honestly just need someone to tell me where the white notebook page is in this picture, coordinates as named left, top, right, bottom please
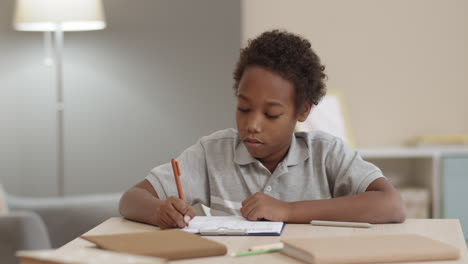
left=182, top=216, right=284, bottom=234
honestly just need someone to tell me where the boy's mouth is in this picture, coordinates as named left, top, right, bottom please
left=244, top=137, right=263, bottom=143
left=244, top=137, right=264, bottom=148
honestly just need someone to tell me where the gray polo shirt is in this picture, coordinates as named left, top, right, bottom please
left=146, top=128, right=383, bottom=216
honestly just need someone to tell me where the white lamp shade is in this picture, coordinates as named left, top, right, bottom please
left=13, top=0, right=106, bottom=31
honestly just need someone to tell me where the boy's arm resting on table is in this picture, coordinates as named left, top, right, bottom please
left=118, top=179, right=195, bottom=229
left=287, top=178, right=406, bottom=224
left=241, top=178, right=406, bottom=224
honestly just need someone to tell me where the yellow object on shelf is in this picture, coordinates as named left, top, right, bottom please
left=408, top=134, right=468, bottom=146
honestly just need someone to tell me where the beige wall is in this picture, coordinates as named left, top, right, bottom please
left=241, top=0, right=468, bottom=147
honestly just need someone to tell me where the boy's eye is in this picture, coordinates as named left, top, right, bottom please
left=238, top=107, right=250, bottom=113
left=265, top=113, right=280, bottom=119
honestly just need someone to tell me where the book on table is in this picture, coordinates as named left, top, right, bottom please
left=280, top=234, right=460, bottom=264
left=16, top=247, right=166, bottom=264
left=81, top=229, right=227, bottom=260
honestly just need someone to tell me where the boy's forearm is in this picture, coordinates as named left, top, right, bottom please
left=119, top=187, right=163, bottom=226
left=287, top=190, right=405, bottom=224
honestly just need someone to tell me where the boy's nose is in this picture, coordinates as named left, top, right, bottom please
left=247, top=116, right=261, bottom=133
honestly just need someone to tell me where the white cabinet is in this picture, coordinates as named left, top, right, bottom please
left=358, top=147, right=468, bottom=219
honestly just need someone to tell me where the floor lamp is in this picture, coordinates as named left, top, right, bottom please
left=13, top=0, right=106, bottom=196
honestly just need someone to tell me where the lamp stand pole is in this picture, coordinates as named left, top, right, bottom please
left=53, top=27, right=65, bottom=196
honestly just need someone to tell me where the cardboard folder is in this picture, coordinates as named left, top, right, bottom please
left=281, top=234, right=460, bottom=264
left=17, top=247, right=166, bottom=264
left=81, top=229, right=227, bottom=260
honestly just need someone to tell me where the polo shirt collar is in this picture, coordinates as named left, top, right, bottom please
left=234, top=139, right=257, bottom=165
left=284, top=134, right=309, bottom=166
left=234, top=133, right=309, bottom=166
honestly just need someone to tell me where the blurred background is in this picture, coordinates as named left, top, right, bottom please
left=1, top=0, right=240, bottom=197
left=0, top=0, right=467, bottom=217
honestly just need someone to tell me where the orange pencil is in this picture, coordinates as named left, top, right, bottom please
left=171, top=158, right=185, bottom=200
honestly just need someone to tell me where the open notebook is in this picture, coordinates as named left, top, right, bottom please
left=182, top=216, right=284, bottom=236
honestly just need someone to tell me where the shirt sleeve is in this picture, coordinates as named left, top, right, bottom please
left=145, top=140, right=210, bottom=206
left=325, top=137, right=384, bottom=197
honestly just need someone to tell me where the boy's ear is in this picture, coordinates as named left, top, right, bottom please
left=297, top=103, right=312, bottom=122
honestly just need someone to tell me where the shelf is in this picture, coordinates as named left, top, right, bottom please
left=357, top=146, right=468, bottom=220
left=358, top=147, right=468, bottom=159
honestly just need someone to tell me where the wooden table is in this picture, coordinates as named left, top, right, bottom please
left=61, top=217, right=467, bottom=263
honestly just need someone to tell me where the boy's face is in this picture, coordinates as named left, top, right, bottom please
left=236, top=66, right=310, bottom=165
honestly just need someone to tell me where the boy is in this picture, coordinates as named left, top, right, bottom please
left=119, top=30, right=405, bottom=229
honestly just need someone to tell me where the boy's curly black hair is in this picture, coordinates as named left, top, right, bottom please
left=233, top=30, right=327, bottom=111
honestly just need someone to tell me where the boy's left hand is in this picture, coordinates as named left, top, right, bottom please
left=240, top=192, right=291, bottom=222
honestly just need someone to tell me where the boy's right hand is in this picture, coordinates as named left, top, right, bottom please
left=154, top=196, right=196, bottom=229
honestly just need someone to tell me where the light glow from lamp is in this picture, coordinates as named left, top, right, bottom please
left=14, top=0, right=106, bottom=32
left=12, top=0, right=106, bottom=196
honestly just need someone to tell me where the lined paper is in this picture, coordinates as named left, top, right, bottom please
left=182, top=216, right=284, bottom=234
